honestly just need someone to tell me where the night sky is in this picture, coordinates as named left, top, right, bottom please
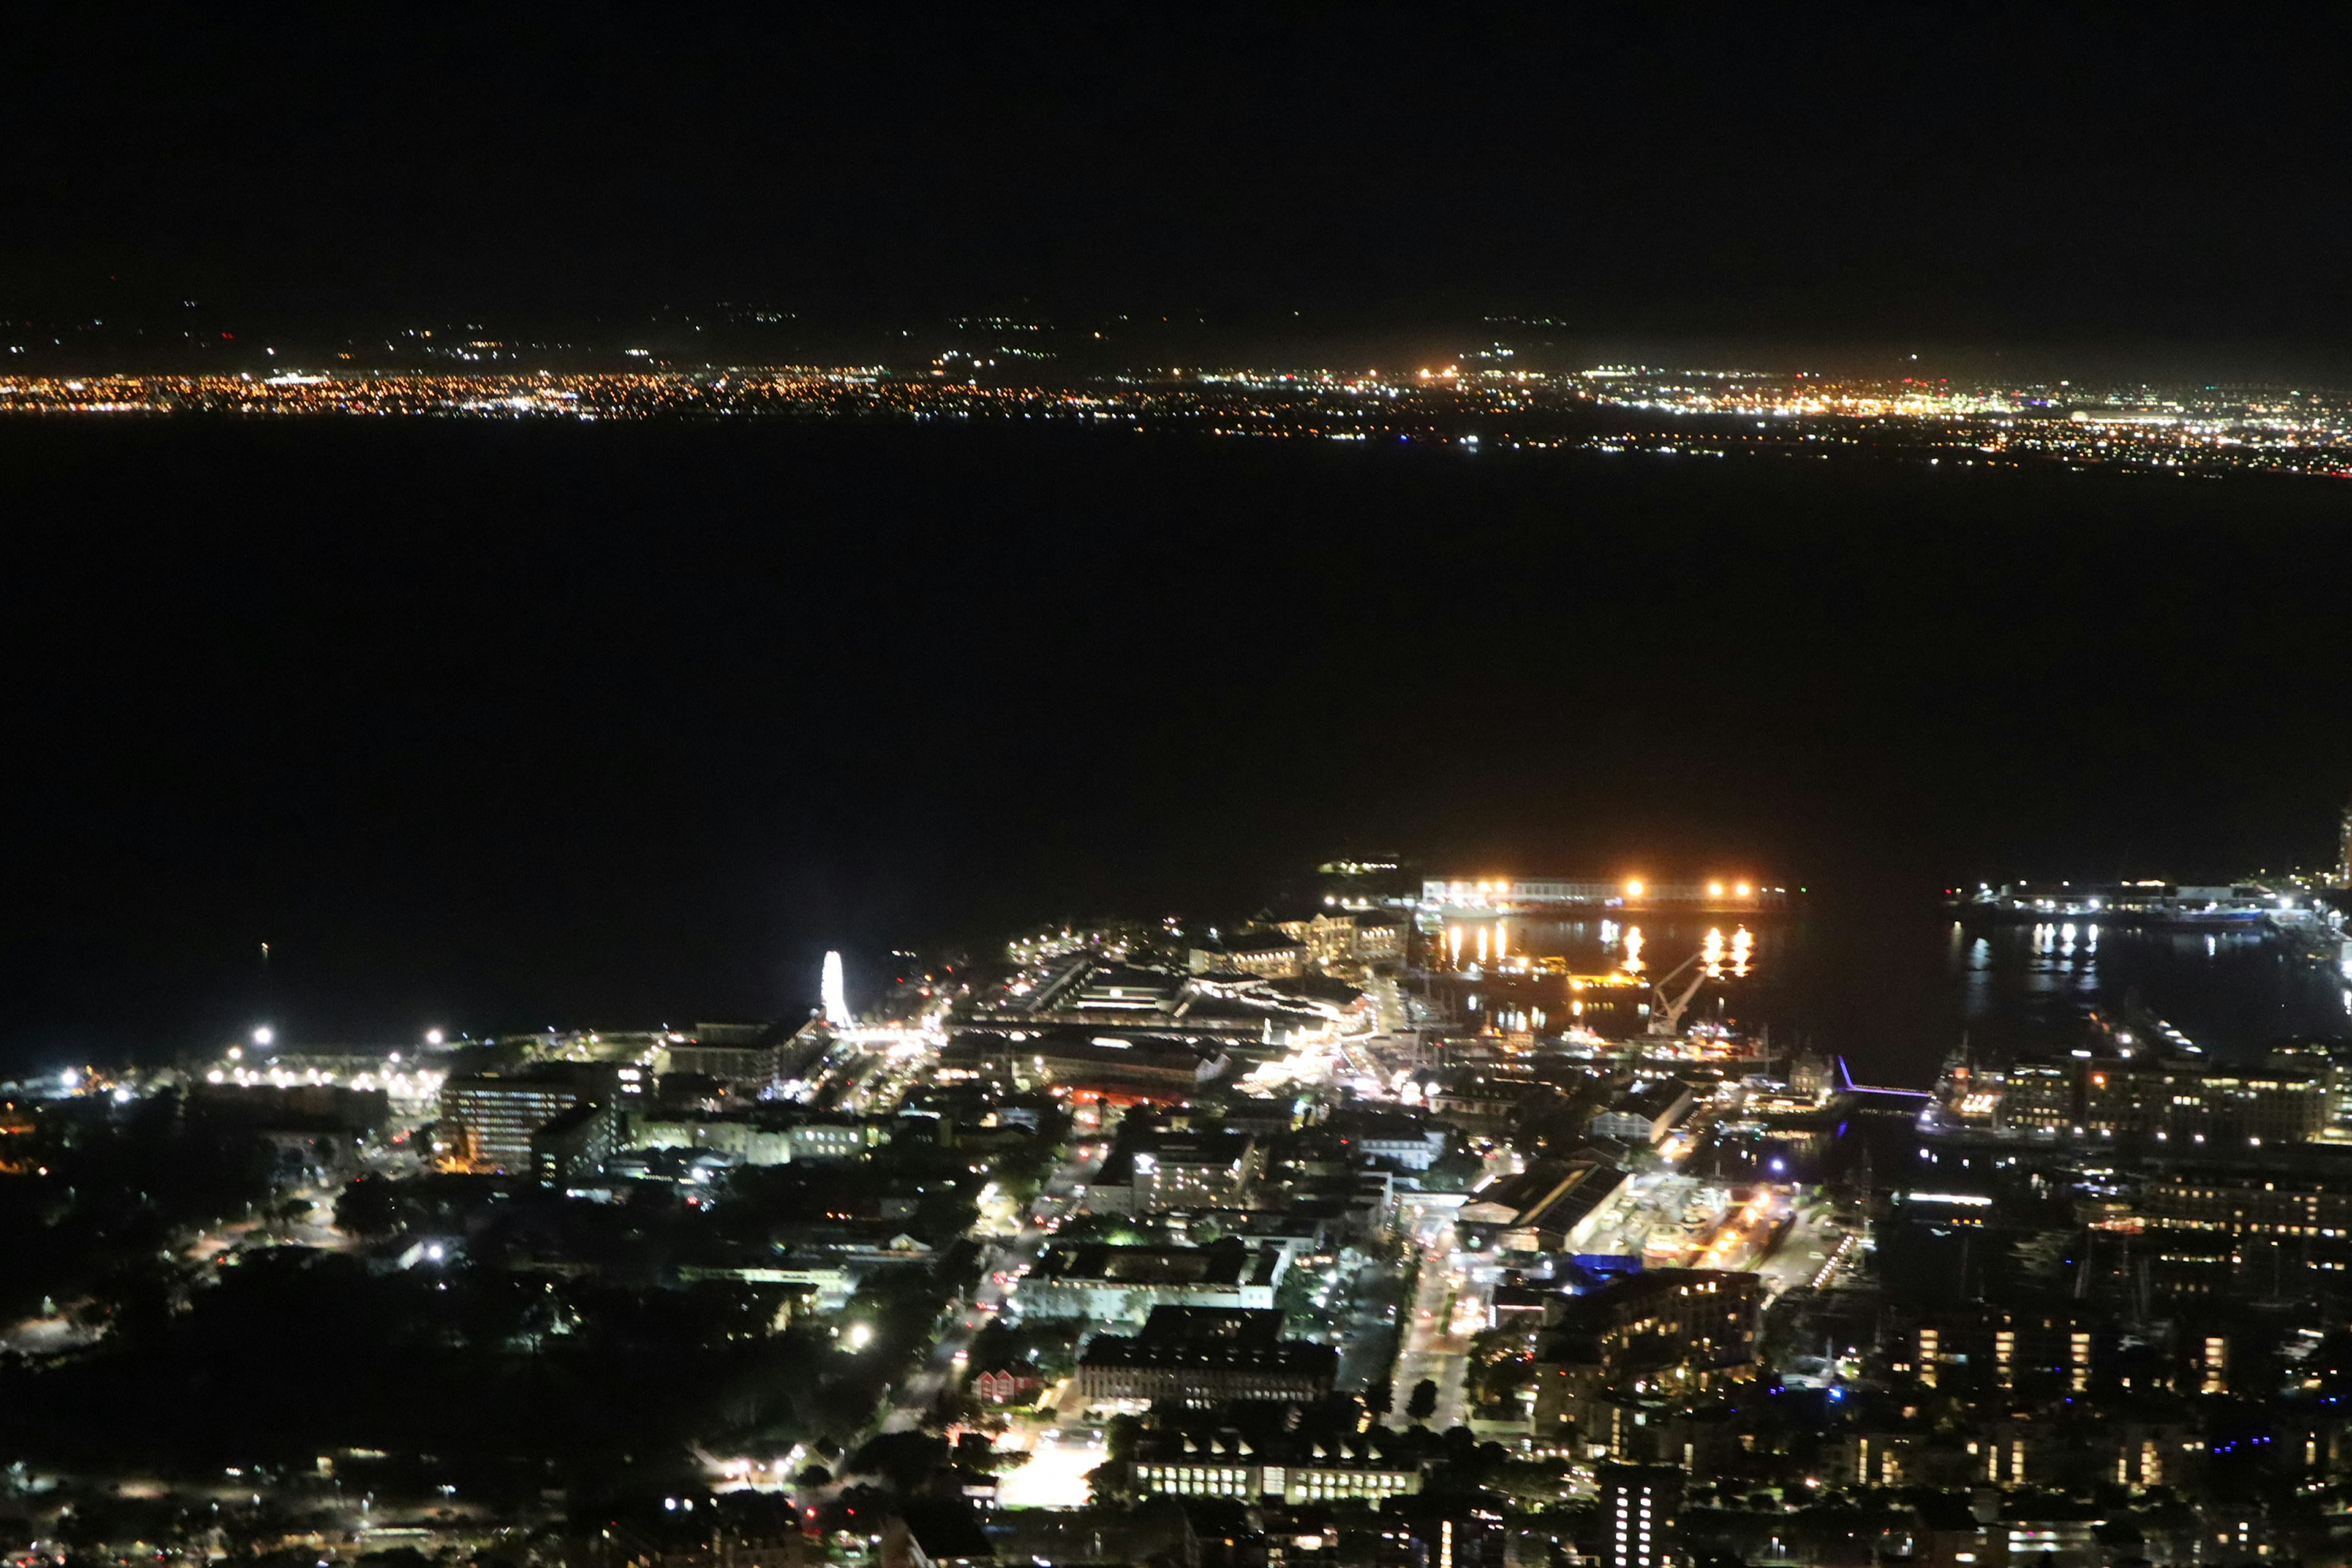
left=6, top=12, right=2352, bottom=1068
left=6, top=10, right=2352, bottom=363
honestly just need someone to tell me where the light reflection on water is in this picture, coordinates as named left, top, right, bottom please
left=1431, top=908, right=2350, bottom=1086
left=1937, top=917, right=2346, bottom=1080
left=1444, top=915, right=1770, bottom=979
left=1948, top=918, right=2326, bottom=1041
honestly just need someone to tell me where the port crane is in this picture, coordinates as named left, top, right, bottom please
left=1644, top=948, right=1714, bottom=1037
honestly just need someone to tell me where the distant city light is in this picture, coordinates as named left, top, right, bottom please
left=2, top=366, right=2346, bottom=481
left=252, top=1025, right=274, bottom=1046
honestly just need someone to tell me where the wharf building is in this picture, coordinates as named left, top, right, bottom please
left=1188, top=908, right=1406, bottom=978
left=1273, top=907, right=1405, bottom=969
left=1065, top=965, right=1187, bottom=1014
left=957, top=956, right=1353, bottom=1076
left=1427, top=1074, right=1548, bottom=1137
left=1460, top=1159, right=1634, bottom=1255
left=1205, top=933, right=1308, bottom=979
left=1019, top=1238, right=1287, bottom=1322
left=1420, top=877, right=1789, bottom=915
left=963, top=959, right=1227, bottom=1033
left=1591, top=1080, right=1699, bottom=1145
left=1127, top=1427, right=1423, bottom=1507
left=938, top=1028, right=1229, bottom=1105
left=1074, top=1306, right=1336, bottom=1407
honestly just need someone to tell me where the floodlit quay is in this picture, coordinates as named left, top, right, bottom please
left=6, top=365, right=2352, bottom=477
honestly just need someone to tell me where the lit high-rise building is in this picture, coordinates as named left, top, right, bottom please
left=1600, top=1466, right=1682, bottom=1568
left=439, top=1061, right=618, bottom=1180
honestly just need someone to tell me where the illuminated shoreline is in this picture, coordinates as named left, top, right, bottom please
left=4, top=364, right=2348, bottom=478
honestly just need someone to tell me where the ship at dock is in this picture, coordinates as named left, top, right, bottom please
left=1951, top=879, right=2293, bottom=929
left=1951, top=878, right=2350, bottom=974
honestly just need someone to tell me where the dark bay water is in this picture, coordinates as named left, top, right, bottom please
left=6, top=417, right=2352, bottom=1071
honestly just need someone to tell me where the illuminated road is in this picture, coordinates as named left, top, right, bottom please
left=1389, top=1205, right=1470, bottom=1430
left=872, top=1142, right=1101, bottom=1438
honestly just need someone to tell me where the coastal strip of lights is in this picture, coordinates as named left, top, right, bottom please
left=3, top=366, right=2346, bottom=478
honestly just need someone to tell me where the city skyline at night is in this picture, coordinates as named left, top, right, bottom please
left=8, top=12, right=2352, bottom=1568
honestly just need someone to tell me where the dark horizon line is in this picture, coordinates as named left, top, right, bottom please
left=12, top=294, right=2352, bottom=386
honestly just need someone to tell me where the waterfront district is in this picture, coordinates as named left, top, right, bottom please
left=9, top=850, right=2352, bottom=1568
